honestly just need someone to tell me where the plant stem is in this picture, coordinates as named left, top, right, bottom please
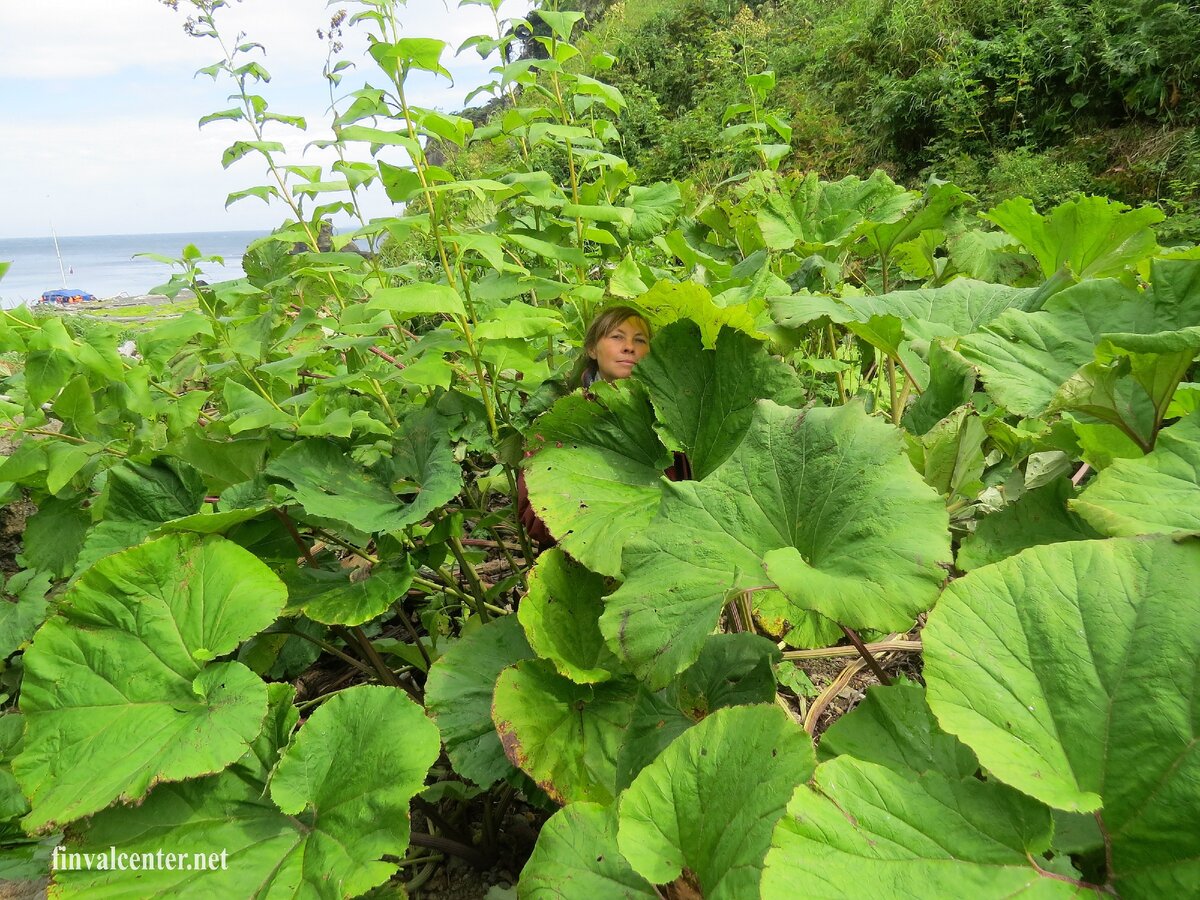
left=459, top=537, right=523, bottom=552
left=278, top=627, right=375, bottom=678
left=447, top=535, right=491, bottom=623
left=393, top=602, right=432, bottom=672
left=782, top=637, right=919, bottom=660
left=1096, top=811, right=1116, bottom=888
left=414, top=571, right=474, bottom=606
left=408, top=832, right=490, bottom=869
left=347, top=625, right=409, bottom=693
left=826, top=323, right=848, bottom=404
left=311, top=528, right=379, bottom=565
left=1024, top=851, right=1110, bottom=893
left=274, top=509, right=317, bottom=567
left=886, top=357, right=900, bottom=425
left=738, top=591, right=757, bottom=634
left=504, top=466, right=537, bottom=564
left=893, top=354, right=925, bottom=397
left=404, top=859, right=441, bottom=893
left=840, top=625, right=892, bottom=686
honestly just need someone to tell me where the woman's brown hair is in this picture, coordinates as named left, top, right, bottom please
left=577, top=305, right=652, bottom=387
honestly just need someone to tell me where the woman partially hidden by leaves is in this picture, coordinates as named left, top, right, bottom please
left=518, top=306, right=691, bottom=547
left=576, top=304, right=652, bottom=387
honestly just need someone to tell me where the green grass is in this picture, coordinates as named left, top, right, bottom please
left=79, top=299, right=197, bottom=319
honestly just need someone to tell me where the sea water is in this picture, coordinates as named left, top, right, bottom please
left=0, top=231, right=263, bottom=308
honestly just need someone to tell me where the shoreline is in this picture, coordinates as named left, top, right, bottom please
left=31, top=290, right=198, bottom=323
left=37, top=289, right=194, bottom=307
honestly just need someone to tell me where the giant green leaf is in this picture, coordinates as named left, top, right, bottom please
left=633, top=321, right=803, bottom=479
left=23, top=349, right=74, bottom=407
left=149, top=504, right=274, bottom=538
left=617, top=704, right=814, bottom=899
left=757, top=170, right=915, bottom=253
left=624, top=181, right=682, bottom=241
left=817, top=681, right=979, bottom=778
left=0, top=713, right=27, bottom=821
left=948, top=228, right=1024, bottom=283
left=855, top=181, right=970, bottom=261
left=519, top=802, right=656, bottom=899
left=475, top=300, right=565, bottom=340
left=392, top=406, right=466, bottom=517
left=518, top=548, right=621, bottom=684
left=958, top=260, right=1200, bottom=417
left=367, top=282, right=465, bottom=319
left=524, top=380, right=672, bottom=577
left=863, top=279, right=1036, bottom=342
left=0, top=570, right=52, bottom=658
left=222, top=379, right=293, bottom=432
left=1070, top=410, right=1200, bottom=536
left=957, top=477, right=1100, bottom=571
left=266, top=431, right=459, bottom=535
left=633, top=281, right=764, bottom=348
left=54, top=684, right=440, bottom=898
left=983, top=194, right=1162, bottom=283
left=761, top=757, right=1072, bottom=899
left=425, top=615, right=533, bottom=787
left=15, top=534, right=286, bottom=831
left=177, top=432, right=268, bottom=490
left=1048, top=330, right=1200, bottom=451
left=903, top=340, right=977, bottom=436
left=616, top=633, right=780, bottom=789
left=493, top=659, right=637, bottom=805
left=278, top=559, right=413, bottom=626
left=602, top=401, right=950, bottom=686
left=269, top=685, right=440, bottom=893
left=925, top=536, right=1200, bottom=896
left=957, top=279, right=1140, bottom=416
left=74, top=459, right=206, bottom=575
left=905, top=406, right=986, bottom=502
left=1058, top=324, right=1200, bottom=448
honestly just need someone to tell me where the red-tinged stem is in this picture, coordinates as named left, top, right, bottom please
left=368, top=345, right=404, bottom=369
left=274, top=508, right=316, bottom=567
left=1096, top=811, right=1116, bottom=889
left=841, top=625, right=892, bottom=686
left=1024, top=851, right=1113, bottom=894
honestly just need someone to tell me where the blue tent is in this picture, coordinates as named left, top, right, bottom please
left=40, top=289, right=96, bottom=304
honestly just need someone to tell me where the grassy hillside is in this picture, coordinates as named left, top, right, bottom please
left=500, top=0, right=1200, bottom=240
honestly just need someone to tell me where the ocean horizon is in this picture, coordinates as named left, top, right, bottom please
left=0, top=230, right=265, bottom=308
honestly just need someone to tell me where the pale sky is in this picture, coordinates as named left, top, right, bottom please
left=0, top=0, right=528, bottom=239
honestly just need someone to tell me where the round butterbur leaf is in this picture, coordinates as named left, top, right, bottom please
left=1071, top=409, right=1200, bottom=537
left=925, top=536, right=1200, bottom=897
left=762, top=758, right=1072, bottom=899
left=519, top=802, right=656, bottom=898
left=518, top=548, right=622, bottom=684
left=425, top=615, right=533, bottom=788
left=493, top=659, right=637, bottom=805
left=617, top=704, right=814, bottom=899
left=53, top=684, right=440, bottom=898
left=15, top=533, right=286, bottom=832
left=524, top=380, right=672, bottom=578
left=602, top=401, right=950, bottom=687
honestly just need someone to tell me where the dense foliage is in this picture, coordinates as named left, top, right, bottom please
left=0, top=0, right=1198, bottom=896
left=515, top=0, right=1200, bottom=239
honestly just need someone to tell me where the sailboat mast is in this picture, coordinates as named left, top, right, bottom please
left=51, top=225, right=67, bottom=288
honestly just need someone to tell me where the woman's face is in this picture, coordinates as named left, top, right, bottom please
left=590, top=316, right=650, bottom=382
